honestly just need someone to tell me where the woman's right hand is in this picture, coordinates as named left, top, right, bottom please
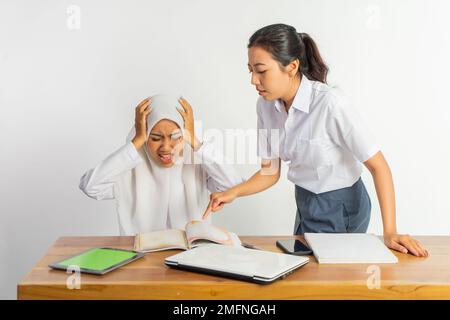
left=132, top=97, right=152, bottom=149
left=202, top=188, right=239, bottom=220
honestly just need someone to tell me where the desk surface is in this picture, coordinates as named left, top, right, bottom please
left=18, top=235, right=450, bottom=300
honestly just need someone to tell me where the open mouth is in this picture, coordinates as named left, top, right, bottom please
left=158, top=152, right=173, bottom=164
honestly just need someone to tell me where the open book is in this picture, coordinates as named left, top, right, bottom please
left=134, top=220, right=242, bottom=253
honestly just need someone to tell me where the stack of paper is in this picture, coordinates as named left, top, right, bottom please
left=304, top=233, right=398, bottom=264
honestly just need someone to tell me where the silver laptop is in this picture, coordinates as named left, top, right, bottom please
left=165, top=244, right=309, bottom=284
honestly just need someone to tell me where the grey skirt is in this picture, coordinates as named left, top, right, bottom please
left=294, top=177, right=371, bottom=235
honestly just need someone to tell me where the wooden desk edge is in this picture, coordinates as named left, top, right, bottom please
left=17, top=235, right=450, bottom=300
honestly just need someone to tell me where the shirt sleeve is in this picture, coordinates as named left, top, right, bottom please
left=79, top=141, right=143, bottom=200
left=326, top=94, right=380, bottom=163
left=257, top=99, right=279, bottom=159
left=194, top=138, right=245, bottom=193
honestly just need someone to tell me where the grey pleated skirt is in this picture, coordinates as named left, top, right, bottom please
left=293, top=177, right=371, bottom=235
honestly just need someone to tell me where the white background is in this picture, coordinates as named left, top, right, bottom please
left=1, top=0, right=449, bottom=299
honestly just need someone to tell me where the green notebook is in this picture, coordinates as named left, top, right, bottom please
left=49, top=247, right=144, bottom=275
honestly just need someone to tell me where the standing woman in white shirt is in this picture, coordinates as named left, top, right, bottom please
left=79, top=94, right=244, bottom=235
left=203, top=24, right=428, bottom=257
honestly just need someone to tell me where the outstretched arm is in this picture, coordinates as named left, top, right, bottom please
left=364, top=151, right=428, bottom=257
left=202, top=158, right=281, bottom=219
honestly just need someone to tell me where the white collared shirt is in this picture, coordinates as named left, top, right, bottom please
left=257, top=75, right=380, bottom=194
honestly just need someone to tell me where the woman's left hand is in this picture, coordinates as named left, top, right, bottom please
left=177, top=97, right=201, bottom=150
left=384, top=233, right=429, bottom=257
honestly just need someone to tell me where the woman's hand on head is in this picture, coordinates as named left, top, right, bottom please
left=384, top=233, right=429, bottom=257
left=132, top=97, right=152, bottom=149
left=202, top=188, right=239, bottom=220
left=177, top=97, right=201, bottom=150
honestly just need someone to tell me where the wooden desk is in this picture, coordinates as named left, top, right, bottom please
left=17, top=235, right=450, bottom=300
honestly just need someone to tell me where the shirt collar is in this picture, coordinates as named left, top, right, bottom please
left=274, top=75, right=312, bottom=114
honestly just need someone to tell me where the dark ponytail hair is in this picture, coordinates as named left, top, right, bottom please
left=248, top=24, right=328, bottom=83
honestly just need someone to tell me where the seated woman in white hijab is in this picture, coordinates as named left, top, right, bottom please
left=79, top=94, right=245, bottom=235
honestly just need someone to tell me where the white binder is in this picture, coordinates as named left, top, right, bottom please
left=304, top=233, right=398, bottom=264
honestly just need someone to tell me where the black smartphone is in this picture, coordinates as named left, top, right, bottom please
left=276, top=239, right=313, bottom=255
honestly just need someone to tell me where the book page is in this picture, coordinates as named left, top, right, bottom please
left=185, top=220, right=242, bottom=248
left=134, top=229, right=189, bottom=253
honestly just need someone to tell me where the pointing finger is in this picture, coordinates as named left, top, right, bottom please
left=203, top=202, right=212, bottom=220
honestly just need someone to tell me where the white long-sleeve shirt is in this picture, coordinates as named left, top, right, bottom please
left=79, top=139, right=245, bottom=234
left=80, top=140, right=244, bottom=200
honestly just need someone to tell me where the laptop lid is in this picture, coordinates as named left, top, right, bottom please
left=165, top=244, right=309, bottom=283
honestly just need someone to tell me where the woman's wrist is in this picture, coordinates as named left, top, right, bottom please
left=192, top=137, right=202, bottom=151
left=229, top=185, right=241, bottom=198
left=132, top=137, right=145, bottom=149
left=383, top=227, right=398, bottom=236
left=186, top=131, right=202, bottom=151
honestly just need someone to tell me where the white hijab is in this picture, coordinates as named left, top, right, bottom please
left=115, top=94, right=210, bottom=235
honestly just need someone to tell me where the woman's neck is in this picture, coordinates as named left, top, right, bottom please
left=281, top=74, right=301, bottom=112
